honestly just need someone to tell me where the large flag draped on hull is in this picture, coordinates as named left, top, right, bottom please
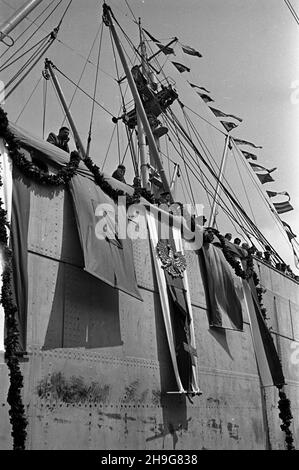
left=146, top=208, right=201, bottom=395
left=69, top=173, right=142, bottom=300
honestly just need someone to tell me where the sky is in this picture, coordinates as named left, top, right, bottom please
left=1, top=0, right=299, bottom=268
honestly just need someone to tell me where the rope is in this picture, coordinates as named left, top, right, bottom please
left=284, top=0, right=299, bottom=26
left=15, top=76, right=42, bottom=124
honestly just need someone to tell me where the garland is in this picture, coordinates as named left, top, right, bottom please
left=204, top=227, right=295, bottom=450
left=0, top=178, right=27, bottom=449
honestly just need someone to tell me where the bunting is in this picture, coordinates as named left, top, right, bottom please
left=220, top=121, right=238, bottom=132
left=282, top=220, right=297, bottom=242
left=249, top=163, right=277, bottom=174
left=188, top=82, right=210, bottom=93
left=241, top=150, right=258, bottom=161
left=198, top=92, right=214, bottom=103
left=273, top=200, right=294, bottom=214
left=142, top=28, right=159, bottom=43
left=181, top=44, right=202, bottom=57
left=157, top=43, right=175, bottom=55
left=266, top=190, right=289, bottom=198
left=171, top=61, right=190, bottom=73
left=257, top=173, right=275, bottom=184
left=209, top=106, right=243, bottom=122
left=234, top=138, right=262, bottom=149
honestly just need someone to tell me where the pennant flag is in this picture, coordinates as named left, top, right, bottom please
left=241, top=150, right=258, bottom=161
left=273, top=200, right=294, bottom=214
left=292, top=245, right=299, bottom=269
left=234, top=138, right=262, bottom=149
left=209, top=106, right=243, bottom=122
left=171, top=61, right=190, bottom=73
left=257, top=173, right=275, bottom=184
left=282, top=220, right=297, bottom=242
left=198, top=92, right=214, bottom=103
left=266, top=190, right=289, bottom=198
left=220, top=121, right=238, bottom=132
left=156, top=43, right=175, bottom=55
left=188, top=82, right=210, bottom=93
left=142, top=28, right=160, bottom=43
left=249, top=163, right=277, bottom=174
left=181, top=44, right=202, bottom=57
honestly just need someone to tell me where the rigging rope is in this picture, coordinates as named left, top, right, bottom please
left=284, top=0, right=299, bottom=26
left=15, top=76, right=42, bottom=124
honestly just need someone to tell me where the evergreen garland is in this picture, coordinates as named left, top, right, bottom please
left=204, top=227, right=295, bottom=450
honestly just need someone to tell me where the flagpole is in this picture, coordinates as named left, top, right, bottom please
left=208, top=134, right=230, bottom=227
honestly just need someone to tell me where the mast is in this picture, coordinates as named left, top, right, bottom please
left=137, top=19, right=150, bottom=191
left=103, top=3, right=173, bottom=202
left=0, top=0, right=44, bottom=45
left=208, top=134, right=230, bottom=227
left=44, top=59, right=86, bottom=159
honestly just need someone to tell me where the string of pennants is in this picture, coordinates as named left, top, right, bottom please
left=143, top=28, right=297, bottom=252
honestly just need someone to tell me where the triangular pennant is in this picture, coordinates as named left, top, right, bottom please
left=220, top=121, right=238, bottom=132
left=249, top=163, right=277, bottom=174
left=181, top=44, right=202, bottom=57
left=171, top=61, right=190, bottom=73
left=234, top=138, right=262, bottom=149
left=188, top=82, right=211, bottom=93
left=241, top=151, right=258, bottom=161
left=142, top=28, right=160, bottom=43
left=156, top=43, right=175, bottom=55
left=282, top=220, right=297, bottom=242
left=209, top=106, right=243, bottom=122
left=198, top=92, right=214, bottom=103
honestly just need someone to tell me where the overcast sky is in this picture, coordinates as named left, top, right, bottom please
left=1, top=0, right=299, bottom=267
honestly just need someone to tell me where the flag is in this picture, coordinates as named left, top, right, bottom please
left=220, top=121, right=238, bottom=132
left=156, top=43, right=175, bottom=55
left=209, top=106, right=243, bottom=122
left=241, top=151, right=257, bottom=160
left=282, top=220, right=297, bottom=242
left=188, top=82, right=210, bottom=93
left=142, top=28, right=159, bottom=43
left=10, top=165, right=31, bottom=351
left=69, top=173, right=142, bottom=300
left=266, top=190, right=289, bottom=198
left=292, top=245, right=299, bottom=269
left=257, top=173, right=275, bottom=184
left=181, top=44, right=202, bottom=57
left=249, top=163, right=277, bottom=174
left=201, top=243, right=243, bottom=330
left=171, top=61, right=190, bottom=73
left=273, top=201, right=294, bottom=214
left=198, top=92, right=214, bottom=103
left=234, top=138, right=262, bottom=149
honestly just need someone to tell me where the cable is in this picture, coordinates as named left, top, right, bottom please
left=284, top=0, right=299, bottom=26
left=15, top=76, right=42, bottom=123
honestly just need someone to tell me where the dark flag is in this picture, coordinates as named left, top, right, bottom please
left=188, top=82, right=210, bottom=93
left=249, top=163, right=277, bottom=174
left=198, top=92, right=214, bottom=103
left=266, top=190, right=289, bottom=198
left=156, top=43, right=175, bottom=55
left=69, top=174, right=142, bottom=300
left=181, top=44, right=202, bottom=57
left=10, top=166, right=31, bottom=351
left=234, top=138, right=262, bottom=149
left=241, top=150, right=258, bottom=161
left=142, top=28, right=160, bottom=43
left=282, top=220, right=297, bottom=242
left=257, top=173, right=275, bottom=184
left=273, top=201, right=294, bottom=214
left=220, top=121, right=238, bottom=132
left=209, top=106, right=243, bottom=122
left=171, top=61, right=190, bottom=73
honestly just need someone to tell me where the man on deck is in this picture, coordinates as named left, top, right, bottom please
left=47, top=127, right=70, bottom=153
left=112, top=164, right=126, bottom=183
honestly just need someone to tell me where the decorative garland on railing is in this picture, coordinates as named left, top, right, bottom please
left=204, top=227, right=295, bottom=450
left=0, top=179, right=28, bottom=449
